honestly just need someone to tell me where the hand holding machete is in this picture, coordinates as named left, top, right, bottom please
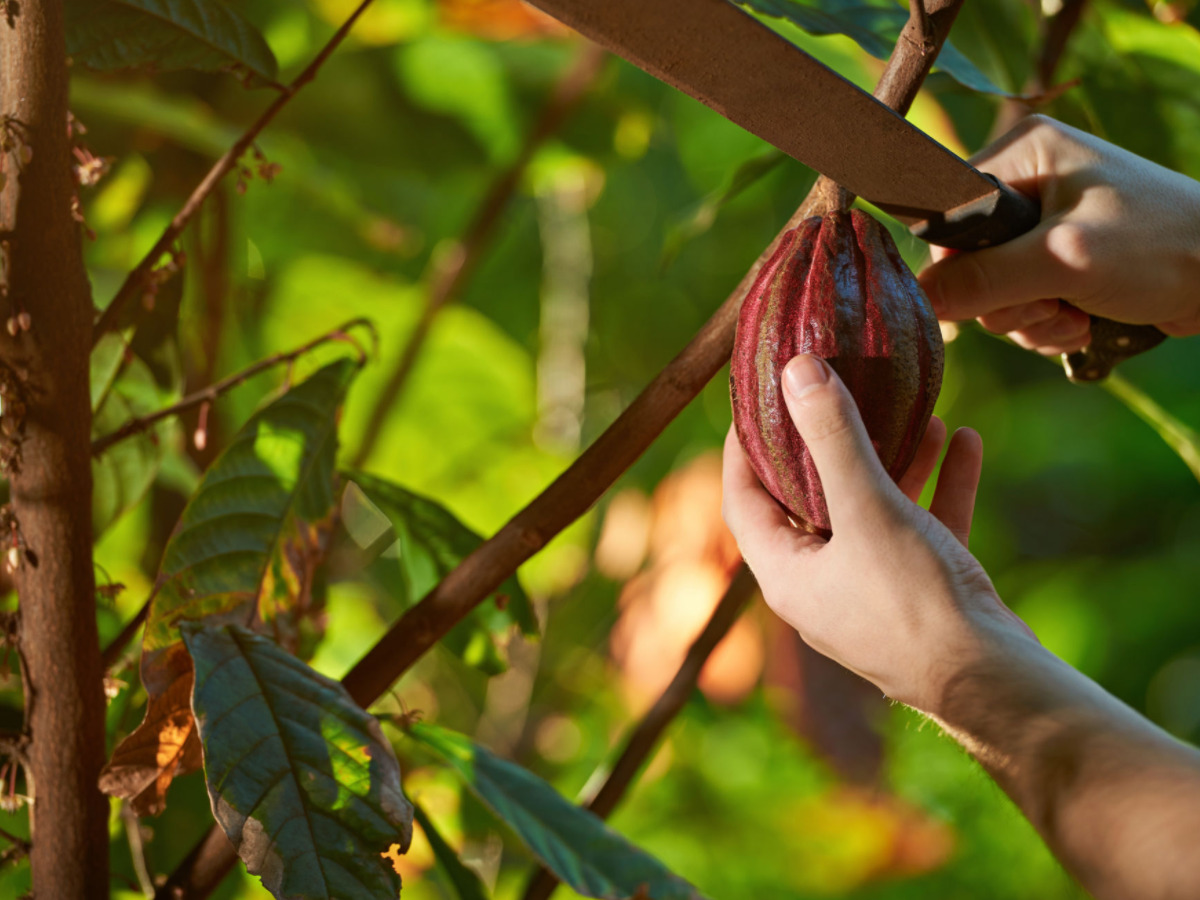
left=920, top=115, right=1200, bottom=355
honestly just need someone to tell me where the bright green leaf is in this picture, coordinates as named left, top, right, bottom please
left=734, top=0, right=1006, bottom=95
left=339, top=472, right=538, bottom=675
left=408, top=723, right=707, bottom=900
left=65, top=0, right=279, bottom=83
left=100, top=359, right=358, bottom=815
left=183, top=623, right=413, bottom=900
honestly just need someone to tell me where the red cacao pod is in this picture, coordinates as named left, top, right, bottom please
left=730, top=209, right=944, bottom=536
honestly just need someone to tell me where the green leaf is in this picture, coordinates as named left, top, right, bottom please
left=64, top=0, right=279, bottom=84
left=413, top=803, right=490, bottom=900
left=661, top=150, right=789, bottom=269
left=91, top=336, right=173, bottom=536
left=339, top=471, right=538, bottom=676
left=408, top=723, right=707, bottom=900
left=100, top=359, right=358, bottom=815
left=183, top=623, right=413, bottom=900
left=734, top=0, right=1006, bottom=95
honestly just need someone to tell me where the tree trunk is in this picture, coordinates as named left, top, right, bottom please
left=0, top=0, right=110, bottom=895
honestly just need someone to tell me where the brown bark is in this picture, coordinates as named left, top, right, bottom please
left=1, top=0, right=109, bottom=895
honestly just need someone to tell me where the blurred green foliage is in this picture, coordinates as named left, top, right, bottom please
left=6, top=0, right=1199, bottom=896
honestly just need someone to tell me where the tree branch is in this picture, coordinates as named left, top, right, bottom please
left=521, top=564, right=757, bottom=900
left=351, top=42, right=608, bottom=468
left=159, top=2, right=963, bottom=893
left=2, top=0, right=110, bottom=894
left=92, top=318, right=374, bottom=456
left=90, top=0, right=381, bottom=345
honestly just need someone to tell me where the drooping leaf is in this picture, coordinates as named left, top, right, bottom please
left=734, top=0, right=1006, bottom=95
left=182, top=623, right=412, bottom=900
left=91, top=333, right=175, bottom=536
left=100, top=359, right=358, bottom=814
left=64, top=0, right=279, bottom=84
left=338, top=472, right=538, bottom=675
left=408, top=723, right=707, bottom=900
left=413, top=803, right=491, bottom=900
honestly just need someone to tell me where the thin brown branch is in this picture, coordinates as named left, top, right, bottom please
left=91, top=0, right=381, bottom=345
left=994, top=0, right=1088, bottom=136
left=101, top=601, right=149, bottom=673
left=521, top=564, right=758, bottom=900
left=121, top=802, right=156, bottom=898
left=1036, top=0, right=1088, bottom=94
left=92, top=318, right=374, bottom=456
left=351, top=42, right=608, bottom=468
left=160, top=4, right=961, bottom=894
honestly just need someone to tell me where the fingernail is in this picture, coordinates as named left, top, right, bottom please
left=783, top=355, right=829, bottom=399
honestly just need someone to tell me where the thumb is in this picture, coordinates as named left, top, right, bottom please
left=781, top=355, right=898, bottom=531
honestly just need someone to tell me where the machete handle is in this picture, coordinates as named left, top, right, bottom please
left=909, top=175, right=1167, bottom=383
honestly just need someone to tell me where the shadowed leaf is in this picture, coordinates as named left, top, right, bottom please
left=183, top=623, right=413, bottom=900
left=64, top=0, right=279, bottom=83
left=735, top=0, right=1006, bottom=95
left=339, top=472, right=538, bottom=675
left=407, top=723, right=707, bottom=900
left=100, top=359, right=358, bottom=812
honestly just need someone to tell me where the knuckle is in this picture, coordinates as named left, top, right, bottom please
left=800, top=395, right=857, bottom=444
left=1047, top=222, right=1095, bottom=272
left=955, top=252, right=997, bottom=308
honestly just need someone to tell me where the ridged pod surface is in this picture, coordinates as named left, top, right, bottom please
left=730, top=209, right=944, bottom=536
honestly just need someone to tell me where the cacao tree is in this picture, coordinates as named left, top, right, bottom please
left=0, top=0, right=1198, bottom=897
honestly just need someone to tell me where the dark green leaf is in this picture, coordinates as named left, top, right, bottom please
left=100, top=359, right=358, bottom=814
left=64, top=0, right=279, bottom=83
left=408, top=723, right=707, bottom=900
left=734, top=0, right=1006, bottom=95
left=339, top=471, right=538, bottom=675
left=183, top=623, right=413, bottom=900
left=413, top=803, right=490, bottom=900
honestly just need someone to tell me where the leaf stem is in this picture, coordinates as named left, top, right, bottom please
left=91, top=0, right=381, bottom=345
left=1101, top=373, right=1200, bottom=485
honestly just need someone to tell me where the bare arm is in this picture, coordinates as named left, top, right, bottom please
left=722, top=355, right=1200, bottom=899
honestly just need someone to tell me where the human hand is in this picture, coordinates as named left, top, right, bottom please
left=721, top=354, right=1035, bottom=714
left=918, top=115, right=1200, bottom=355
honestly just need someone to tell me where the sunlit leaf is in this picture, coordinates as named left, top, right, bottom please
left=413, top=803, right=490, bottom=900
left=407, top=723, right=707, bottom=900
left=183, top=623, right=413, bottom=900
left=100, top=359, right=358, bottom=814
left=339, top=472, right=538, bottom=675
left=734, top=0, right=1006, bottom=95
left=64, top=0, right=279, bottom=83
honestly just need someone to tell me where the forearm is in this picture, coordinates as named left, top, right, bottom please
left=932, top=628, right=1200, bottom=900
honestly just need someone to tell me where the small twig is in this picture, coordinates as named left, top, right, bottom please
left=92, top=318, right=374, bottom=456
left=0, top=820, right=29, bottom=864
left=351, top=43, right=608, bottom=468
left=159, top=3, right=961, bottom=894
left=121, top=803, right=155, bottom=898
left=91, top=0, right=381, bottom=345
left=521, top=565, right=757, bottom=900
